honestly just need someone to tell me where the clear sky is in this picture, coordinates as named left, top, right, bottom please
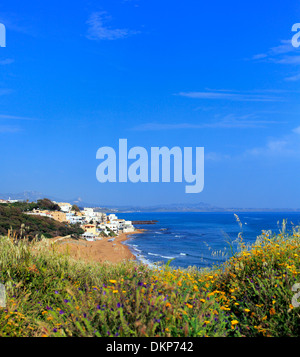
left=0, top=0, right=300, bottom=208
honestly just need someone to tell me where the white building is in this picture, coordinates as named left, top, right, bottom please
left=56, top=202, right=72, bottom=213
left=82, top=209, right=106, bottom=225
left=106, top=222, right=119, bottom=234
left=83, top=208, right=97, bottom=220
left=123, top=221, right=135, bottom=233
left=108, top=214, right=118, bottom=222
left=25, top=211, right=53, bottom=219
left=105, top=214, right=135, bottom=233
left=7, top=199, right=19, bottom=203
left=83, top=207, right=94, bottom=214
left=82, top=232, right=97, bottom=241
left=69, top=216, right=84, bottom=224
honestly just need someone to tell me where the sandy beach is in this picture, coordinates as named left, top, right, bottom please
left=52, top=230, right=144, bottom=264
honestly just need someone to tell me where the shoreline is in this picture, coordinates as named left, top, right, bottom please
left=53, top=229, right=145, bottom=264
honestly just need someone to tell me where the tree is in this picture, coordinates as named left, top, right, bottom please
left=36, top=198, right=61, bottom=211
left=72, top=204, right=80, bottom=212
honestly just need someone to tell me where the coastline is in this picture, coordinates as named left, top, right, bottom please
left=53, top=229, right=145, bottom=264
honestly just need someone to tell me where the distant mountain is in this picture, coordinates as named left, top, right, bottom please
left=0, top=191, right=46, bottom=201
left=0, top=191, right=107, bottom=210
left=1, top=192, right=299, bottom=212
left=95, top=202, right=224, bottom=213
left=95, top=203, right=300, bottom=213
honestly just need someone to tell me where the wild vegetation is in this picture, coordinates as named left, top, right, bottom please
left=0, top=221, right=299, bottom=337
left=2, top=198, right=61, bottom=212
left=0, top=205, right=84, bottom=239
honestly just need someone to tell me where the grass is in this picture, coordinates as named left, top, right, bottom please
left=0, top=223, right=300, bottom=337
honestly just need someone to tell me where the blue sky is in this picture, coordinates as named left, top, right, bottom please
left=0, top=0, right=300, bottom=208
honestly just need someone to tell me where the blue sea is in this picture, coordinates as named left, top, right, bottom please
left=117, top=212, right=300, bottom=269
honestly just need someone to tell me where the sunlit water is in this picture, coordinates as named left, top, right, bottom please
left=117, top=212, right=300, bottom=269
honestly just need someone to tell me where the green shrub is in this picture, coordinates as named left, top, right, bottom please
left=0, top=226, right=299, bottom=337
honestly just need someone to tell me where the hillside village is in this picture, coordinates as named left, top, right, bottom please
left=0, top=198, right=135, bottom=241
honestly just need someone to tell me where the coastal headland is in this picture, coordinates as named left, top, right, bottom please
left=131, top=220, right=158, bottom=225
left=51, top=229, right=145, bottom=264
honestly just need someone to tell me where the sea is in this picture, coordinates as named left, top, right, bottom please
left=117, top=212, right=300, bottom=269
